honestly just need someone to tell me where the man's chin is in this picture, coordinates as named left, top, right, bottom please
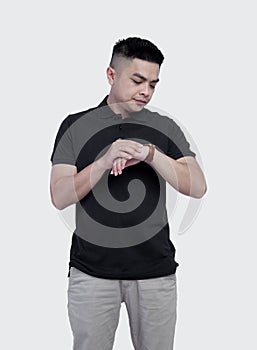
left=121, top=100, right=146, bottom=116
left=131, top=101, right=146, bottom=112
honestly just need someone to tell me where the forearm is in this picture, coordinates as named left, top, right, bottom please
left=150, top=149, right=207, bottom=198
left=53, top=158, right=108, bottom=210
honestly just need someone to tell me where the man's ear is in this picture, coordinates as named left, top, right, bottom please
left=106, top=66, right=116, bottom=85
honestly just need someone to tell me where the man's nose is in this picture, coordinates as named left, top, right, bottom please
left=139, top=83, right=150, bottom=96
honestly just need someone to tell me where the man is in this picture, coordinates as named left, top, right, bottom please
left=50, top=37, right=207, bottom=350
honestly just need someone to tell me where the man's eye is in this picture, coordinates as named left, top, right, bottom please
left=150, top=85, right=156, bottom=89
left=132, top=80, right=141, bottom=84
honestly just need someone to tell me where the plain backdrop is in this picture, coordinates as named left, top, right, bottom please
left=1, top=1, right=256, bottom=349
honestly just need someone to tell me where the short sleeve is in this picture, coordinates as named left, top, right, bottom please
left=166, top=119, right=196, bottom=160
left=50, top=116, right=76, bottom=165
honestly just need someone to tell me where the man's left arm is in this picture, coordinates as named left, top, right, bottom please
left=150, top=149, right=207, bottom=198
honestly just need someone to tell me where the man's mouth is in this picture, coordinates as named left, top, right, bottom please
left=134, top=99, right=147, bottom=105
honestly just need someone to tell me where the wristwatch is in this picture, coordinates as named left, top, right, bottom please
left=144, top=143, right=155, bottom=163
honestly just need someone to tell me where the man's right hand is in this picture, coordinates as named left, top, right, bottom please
left=98, top=138, right=144, bottom=170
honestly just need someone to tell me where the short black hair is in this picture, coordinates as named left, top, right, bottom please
left=110, top=37, right=164, bottom=67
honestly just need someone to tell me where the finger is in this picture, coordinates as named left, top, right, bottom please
left=113, top=158, right=123, bottom=176
left=112, top=159, right=118, bottom=176
left=116, top=158, right=123, bottom=175
left=110, top=159, right=116, bottom=175
left=117, top=140, right=143, bottom=152
left=121, top=158, right=127, bottom=169
left=125, top=158, right=140, bottom=167
left=114, top=158, right=127, bottom=175
left=118, top=144, right=143, bottom=155
left=123, top=140, right=144, bottom=149
left=119, top=147, right=143, bottom=160
left=125, top=143, right=144, bottom=153
left=119, top=150, right=133, bottom=160
left=115, top=138, right=140, bottom=146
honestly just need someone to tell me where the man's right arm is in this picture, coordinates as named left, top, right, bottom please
left=50, top=139, right=144, bottom=210
left=50, top=159, right=109, bottom=210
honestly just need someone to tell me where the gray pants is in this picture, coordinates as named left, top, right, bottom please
left=68, top=267, right=177, bottom=350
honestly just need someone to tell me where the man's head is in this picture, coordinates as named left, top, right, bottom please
left=107, top=37, right=164, bottom=118
left=110, top=37, right=164, bottom=68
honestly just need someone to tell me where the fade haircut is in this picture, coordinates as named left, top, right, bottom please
left=110, top=37, right=164, bottom=68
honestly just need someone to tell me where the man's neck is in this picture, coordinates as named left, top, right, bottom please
left=106, top=95, right=129, bottom=119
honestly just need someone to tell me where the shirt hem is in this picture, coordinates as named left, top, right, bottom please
left=68, top=261, right=179, bottom=280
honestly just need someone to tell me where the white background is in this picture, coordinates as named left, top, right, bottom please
left=1, top=0, right=256, bottom=349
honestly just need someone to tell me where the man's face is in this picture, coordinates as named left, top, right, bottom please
left=107, top=58, right=160, bottom=116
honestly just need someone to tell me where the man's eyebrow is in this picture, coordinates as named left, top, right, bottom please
left=132, top=73, right=159, bottom=83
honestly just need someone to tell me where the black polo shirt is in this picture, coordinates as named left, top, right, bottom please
left=50, top=96, right=196, bottom=280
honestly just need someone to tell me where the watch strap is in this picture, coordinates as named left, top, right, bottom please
left=144, top=144, right=155, bottom=163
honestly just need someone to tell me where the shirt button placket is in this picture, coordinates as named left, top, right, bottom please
left=118, top=124, right=124, bottom=138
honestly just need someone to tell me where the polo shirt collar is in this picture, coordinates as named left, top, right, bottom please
left=97, top=95, right=148, bottom=122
